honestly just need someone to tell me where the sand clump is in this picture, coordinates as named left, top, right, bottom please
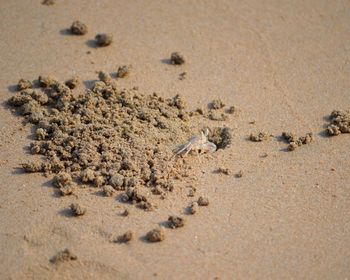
left=116, top=65, right=130, bottom=78
left=146, top=228, right=165, bottom=242
left=168, top=215, right=185, bottom=228
left=17, top=79, right=32, bottom=91
left=70, top=21, right=88, bottom=35
left=215, top=167, right=232, bottom=175
left=95, top=34, right=113, bottom=47
left=170, top=52, right=185, bottom=65
left=50, top=248, right=77, bottom=264
left=117, top=230, right=133, bottom=243
left=65, top=76, right=80, bottom=89
left=326, top=110, right=350, bottom=136
left=281, top=132, right=313, bottom=151
left=188, top=202, right=198, bottom=214
left=249, top=132, right=269, bottom=142
left=198, top=196, right=209, bottom=206
left=70, top=203, right=86, bottom=216
left=42, top=0, right=54, bottom=5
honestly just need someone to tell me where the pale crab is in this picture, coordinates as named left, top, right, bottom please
left=171, top=128, right=217, bottom=159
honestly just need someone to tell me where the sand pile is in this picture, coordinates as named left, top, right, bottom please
left=8, top=73, right=232, bottom=211
left=326, top=110, right=350, bottom=136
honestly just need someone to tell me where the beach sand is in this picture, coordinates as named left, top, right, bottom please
left=0, top=1, right=350, bottom=279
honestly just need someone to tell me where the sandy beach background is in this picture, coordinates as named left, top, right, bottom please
left=0, top=0, right=350, bottom=279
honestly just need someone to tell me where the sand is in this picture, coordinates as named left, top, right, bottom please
left=1, top=1, right=350, bottom=279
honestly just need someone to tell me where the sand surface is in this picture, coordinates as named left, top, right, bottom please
left=1, top=0, right=350, bottom=279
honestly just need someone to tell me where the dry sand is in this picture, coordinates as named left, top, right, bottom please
left=1, top=0, right=350, bottom=279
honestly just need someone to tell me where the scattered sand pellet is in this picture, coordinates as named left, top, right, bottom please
left=170, top=52, right=185, bottom=65
left=198, top=196, right=209, bottom=206
left=70, top=21, right=88, bottom=35
left=283, top=132, right=313, bottom=151
left=281, top=132, right=296, bottom=143
left=188, top=202, right=198, bottom=214
left=235, top=170, right=243, bottom=178
left=116, top=65, right=130, bottom=78
left=216, top=167, right=232, bottom=175
left=95, top=34, right=113, bottom=47
left=42, top=0, right=54, bottom=5
left=98, top=71, right=113, bottom=85
left=179, top=72, right=187, bottom=80
left=210, top=99, right=225, bottom=110
left=287, top=142, right=298, bottom=151
left=102, top=185, right=115, bottom=197
left=17, top=79, right=32, bottom=91
left=70, top=203, right=86, bottom=216
left=121, top=209, right=130, bottom=217
left=146, top=228, right=165, bottom=242
left=227, top=105, right=238, bottom=114
left=249, top=132, right=269, bottom=142
left=65, top=76, right=80, bottom=89
left=137, top=201, right=155, bottom=212
left=187, top=185, right=196, bottom=197
left=168, top=215, right=185, bottom=228
left=50, top=248, right=77, bottom=263
left=117, top=230, right=133, bottom=243
left=326, top=110, right=350, bottom=136
left=209, top=112, right=228, bottom=121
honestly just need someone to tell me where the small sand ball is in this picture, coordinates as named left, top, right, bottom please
left=116, top=65, right=130, bottom=78
left=281, top=132, right=296, bottom=143
left=95, top=33, right=113, bottom=47
left=117, top=230, right=133, bottom=243
left=70, top=203, right=86, bottom=216
left=210, top=99, right=225, bottom=110
left=170, top=52, right=185, bottom=65
left=109, top=174, right=124, bottom=189
left=53, top=172, right=72, bottom=188
left=35, top=128, right=47, bottom=140
left=42, top=0, right=54, bottom=6
left=17, top=79, right=32, bottom=91
left=65, top=76, right=80, bottom=89
left=189, top=202, right=198, bottom=214
left=38, top=75, right=57, bottom=88
left=249, top=132, right=269, bottom=142
left=227, top=105, right=238, bottom=114
left=168, top=215, right=185, bottom=228
left=287, top=142, right=298, bottom=151
left=198, top=196, right=209, bottom=206
left=94, top=176, right=105, bottom=187
left=70, top=21, right=88, bottom=35
left=21, top=162, right=43, bottom=173
left=146, top=228, right=165, bottom=242
left=235, top=170, right=243, bottom=178
left=121, top=209, right=130, bottom=216
left=50, top=248, right=77, bottom=263
left=80, top=168, right=95, bottom=183
left=216, top=167, right=231, bottom=175
left=102, top=185, right=115, bottom=197
left=327, top=124, right=341, bottom=136
left=60, top=184, right=74, bottom=196
left=209, top=112, right=228, bottom=121
left=98, top=71, right=113, bottom=84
